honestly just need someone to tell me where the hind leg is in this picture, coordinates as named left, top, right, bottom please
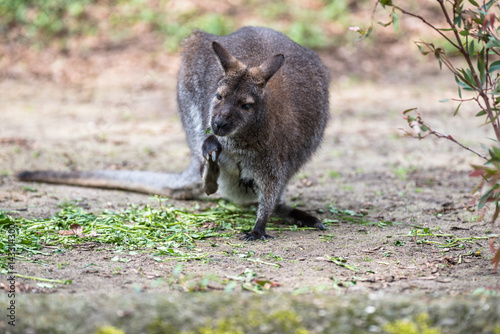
left=274, top=203, right=325, bottom=230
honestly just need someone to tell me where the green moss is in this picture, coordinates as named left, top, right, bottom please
left=383, top=313, right=441, bottom=334
left=149, top=307, right=310, bottom=334
left=148, top=318, right=182, bottom=334
left=95, top=325, right=126, bottom=334
left=215, top=309, right=307, bottom=334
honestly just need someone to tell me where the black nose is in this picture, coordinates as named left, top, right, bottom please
left=213, top=117, right=228, bottom=132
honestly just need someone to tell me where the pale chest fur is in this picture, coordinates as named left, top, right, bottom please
left=216, top=140, right=261, bottom=204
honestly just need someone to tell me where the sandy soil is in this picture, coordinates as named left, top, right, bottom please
left=0, top=39, right=498, bottom=298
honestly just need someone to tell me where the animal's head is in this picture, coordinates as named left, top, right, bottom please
left=209, top=41, right=284, bottom=137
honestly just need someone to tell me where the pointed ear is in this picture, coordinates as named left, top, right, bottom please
left=212, top=41, right=245, bottom=73
left=251, top=54, right=285, bottom=84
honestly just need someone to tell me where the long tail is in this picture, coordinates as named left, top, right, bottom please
left=17, top=161, right=202, bottom=200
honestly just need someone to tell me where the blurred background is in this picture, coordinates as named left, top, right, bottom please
left=0, top=0, right=447, bottom=83
left=2, top=0, right=372, bottom=51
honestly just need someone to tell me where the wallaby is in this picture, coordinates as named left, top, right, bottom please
left=18, top=26, right=330, bottom=240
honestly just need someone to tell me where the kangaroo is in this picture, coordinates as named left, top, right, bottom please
left=18, top=26, right=330, bottom=240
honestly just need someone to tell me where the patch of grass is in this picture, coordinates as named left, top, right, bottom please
left=327, top=204, right=396, bottom=228
left=397, top=227, right=494, bottom=250
left=324, top=255, right=359, bottom=272
left=319, top=233, right=336, bottom=242
left=394, top=240, right=406, bottom=246
left=225, top=268, right=281, bottom=294
left=0, top=199, right=258, bottom=273
left=266, top=252, right=283, bottom=261
left=13, top=274, right=72, bottom=285
left=393, top=166, right=410, bottom=180
left=330, top=277, right=358, bottom=289
left=327, top=170, right=341, bottom=178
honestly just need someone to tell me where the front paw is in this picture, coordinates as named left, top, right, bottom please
left=202, top=135, right=222, bottom=162
left=201, top=135, right=222, bottom=196
left=242, top=231, right=274, bottom=241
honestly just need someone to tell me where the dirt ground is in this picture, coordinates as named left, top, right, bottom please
left=0, top=36, right=498, bottom=301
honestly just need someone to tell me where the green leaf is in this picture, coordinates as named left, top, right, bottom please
left=440, top=99, right=451, bottom=102
left=402, top=108, right=418, bottom=114
left=364, top=26, right=373, bottom=39
left=0, top=212, right=13, bottom=227
left=454, top=102, right=462, bottom=116
left=417, top=44, right=430, bottom=56
left=469, top=39, right=475, bottom=57
left=476, top=110, right=487, bottom=117
left=477, top=50, right=485, bottom=83
left=469, top=0, right=479, bottom=6
left=455, top=74, right=474, bottom=91
left=378, top=20, right=392, bottom=28
left=355, top=26, right=374, bottom=41
left=459, top=30, right=469, bottom=36
left=325, top=255, right=358, bottom=272
left=454, top=6, right=464, bottom=28
left=380, top=0, right=393, bottom=8
left=392, top=10, right=399, bottom=33
left=486, top=37, right=500, bottom=49
left=478, top=183, right=499, bottom=209
left=489, top=60, right=500, bottom=73
left=494, top=82, right=500, bottom=95
left=485, top=0, right=495, bottom=11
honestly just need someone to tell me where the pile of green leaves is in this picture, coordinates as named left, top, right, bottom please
left=0, top=200, right=256, bottom=273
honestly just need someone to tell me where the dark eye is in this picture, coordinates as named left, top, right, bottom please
left=215, top=93, right=223, bottom=101
left=241, top=104, right=252, bottom=110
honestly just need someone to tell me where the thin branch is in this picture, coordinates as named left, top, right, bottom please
left=451, top=97, right=476, bottom=102
left=391, top=3, right=461, bottom=49
left=403, top=110, right=488, bottom=160
left=402, top=126, right=488, bottom=160
left=422, top=125, right=488, bottom=160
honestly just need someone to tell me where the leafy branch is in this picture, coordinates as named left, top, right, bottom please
left=401, top=108, right=488, bottom=160
left=355, top=0, right=500, bottom=272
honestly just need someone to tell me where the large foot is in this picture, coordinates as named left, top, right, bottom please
left=241, top=231, right=275, bottom=241
left=288, top=208, right=325, bottom=230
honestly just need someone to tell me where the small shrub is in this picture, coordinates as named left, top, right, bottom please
left=354, top=0, right=500, bottom=271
